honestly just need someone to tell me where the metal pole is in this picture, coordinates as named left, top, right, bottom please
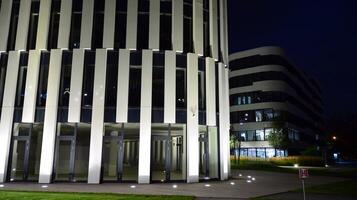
left=302, top=179, right=306, bottom=200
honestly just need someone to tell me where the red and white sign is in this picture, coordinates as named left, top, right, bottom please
left=299, top=168, right=309, bottom=179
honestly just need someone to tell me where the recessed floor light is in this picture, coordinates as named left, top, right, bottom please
left=130, top=185, right=136, bottom=188
left=0, top=184, right=4, bottom=188
left=41, top=185, right=48, bottom=188
left=247, top=180, right=251, bottom=183
left=252, top=177, right=256, bottom=181
left=204, top=184, right=211, bottom=187
left=239, top=174, right=242, bottom=177
left=230, top=182, right=235, bottom=185
left=247, top=175, right=251, bottom=178
left=172, top=184, right=178, bottom=188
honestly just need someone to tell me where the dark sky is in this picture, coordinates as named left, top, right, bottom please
left=227, top=0, right=357, bottom=117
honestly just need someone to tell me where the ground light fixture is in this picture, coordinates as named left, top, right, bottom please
left=41, top=185, right=48, bottom=188
left=130, top=185, right=136, bottom=189
left=252, top=177, right=256, bottom=181
left=247, top=175, right=251, bottom=178
left=246, top=180, right=252, bottom=183
left=294, top=164, right=299, bottom=168
left=230, top=182, right=235, bottom=185
left=204, top=184, right=211, bottom=187
left=172, top=184, right=178, bottom=188
left=0, top=184, right=4, bottom=188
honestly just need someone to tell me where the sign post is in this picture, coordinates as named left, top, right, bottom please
left=299, top=168, right=309, bottom=200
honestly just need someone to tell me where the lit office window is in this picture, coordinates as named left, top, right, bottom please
left=255, top=110, right=263, bottom=122
left=256, top=130, right=264, bottom=141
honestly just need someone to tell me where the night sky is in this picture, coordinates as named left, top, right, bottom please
left=227, top=0, right=357, bottom=117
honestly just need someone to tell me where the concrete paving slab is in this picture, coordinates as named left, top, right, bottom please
left=0, top=170, right=347, bottom=199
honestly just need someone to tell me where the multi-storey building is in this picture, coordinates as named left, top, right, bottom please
left=229, top=46, right=324, bottom=158
left=0, top=0, right=230, bottom=184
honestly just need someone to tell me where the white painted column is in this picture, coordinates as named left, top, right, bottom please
left=79, top=0, right=94, bottom=49
left=172, top=0, right=183, bottom=52
left=57, top=0, right=73, bottom=49
left=0, top=51, right=20, bottom=183
left=186, top=53, right=199, bottom=183
left=218, top=63, right=229, bottom=180
left=149, top=0, right=160, bottom=50
left=68, top=49, right=85, bottom=122
left=205, top=57, right=216, bottom=126
left=88, top=49, right=107, bottom=184
left=15, top=0, right=31, bottom=51
left=209, top=0, right=219, bottom=60
left=0, top=0, right=12, bottom=51
left=103, top=0, right=116, bottom=48
left=224, top=67, right=231, bottom=176
left=138, top=50, right=153, bottom=184
left=22, top=50, right=42, bottom=123
left=38, top=49, right=63, bottom=183
left=35, top=0, right=52, bottom=50
left=164, top=51, right=176, bottom=123
left=126, top=0, right=138, bottom=50
left=193, top=0, right=204, bottom=56
left=116, top=49, right=130, bottom=123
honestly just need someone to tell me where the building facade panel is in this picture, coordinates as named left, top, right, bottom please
left=229, top=47, right=324, bottom=158
left=0, top=0, right=229, bottom=184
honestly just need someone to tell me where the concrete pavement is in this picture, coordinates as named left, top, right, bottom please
left=0, top=170, right=347, bottom=199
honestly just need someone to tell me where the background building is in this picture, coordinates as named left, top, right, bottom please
left=229, top=46, right=324, bottom=158
left=0, top=0, right=230, bottom=184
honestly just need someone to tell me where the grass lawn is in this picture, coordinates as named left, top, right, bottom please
left=304, top=179, right=357, bottom=196
left=231, top=159, right=357, bottom=178
left=0, top=191, right=194, bottom=200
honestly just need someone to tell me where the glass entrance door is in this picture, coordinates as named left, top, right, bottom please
left=9, top=123, right=43, bottom=182
left=9, top=138, right=30, bottom=181
left=102, top=133, right=124, bottom=182
left=151, top=135, right=171, bottom=182
left=54, top=136, right=76, bottom=182
left=199, top=132, right=209, bottom=179
left=102, top=124, right=139, bottom=182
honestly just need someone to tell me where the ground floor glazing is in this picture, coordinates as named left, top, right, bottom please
left=7, top=122, right=220, bottom=183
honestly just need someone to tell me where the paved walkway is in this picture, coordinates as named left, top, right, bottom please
left=0, top=170, right=346, bottom=199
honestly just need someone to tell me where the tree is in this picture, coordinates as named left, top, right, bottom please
left=267, top=122, right=290, bottom=155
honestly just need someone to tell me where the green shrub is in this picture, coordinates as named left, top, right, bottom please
left=231, top=156, right=324, bottom=167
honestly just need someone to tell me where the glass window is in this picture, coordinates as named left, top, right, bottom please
left=264, top=128, right=273, bottom=140
left=240, top=148, right=248, bottom=157
left=257, top=148, right=265, bottom=158
left=58, top=51, right=72, bottom=107
left=256, top=129, right=264, bottom=141
left=255, top=110, right=263, bottom=122
left=237, top=96, right=241, bottom=105
left=114, top=0, right=128, bottom=49
left=264, top=109, right=274, bottom=121
left=27, top=1, right=40, bottom=50
left=239, top=131, right=246, bottom=141
left=247, top=96, right=251, bottom=104
left=183, top=1, right=193, bottom=53
left=266, top=148, right=275, bottom=158
left=0, top=54, right=8, bottom=117
left=36, top=52, right=50, bottom=107
left=248, top=148, right=256, bottom=157
left=15, top=53, right=28, bottom=108
left=47, top=0, right=61, bottom=49
left=246, top=130, right=255, bottom=141
left=137, top=0, right=149, bottom=50
left=159, top=1, right=172, bottom=50
left=7, top=1, right=20, bottom=51
left=69, top=0, right=83, bottom=49
left=152, top=67, right=164, bottom=108
left=91, top=0, right=105, bottom=49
